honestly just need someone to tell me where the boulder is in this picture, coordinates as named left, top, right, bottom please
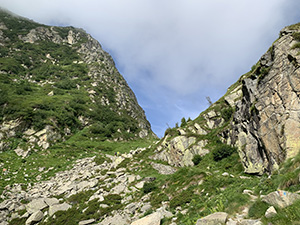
left=79, top=219, right=95, bottom=225
left=49, top=203, right=71, bottom=216
left=262, top=190, right=300, bottom=208
left=98, top=212, right=130, bottom=225
left=150, top=162, right=177, bottom=175
left=26, top=199, right=48, bottom=214
left=131, top=212, right=161, bottom=225
left=196, top=212, right=228, bottom=225
left=0, top=200, right=11, bottom=210
left=112, top=183, right=126, bottom=194
left=44, top=197, right=59, bottom=206
left=265, top=206, right=277, bottom=218
left=194, top=123, right=207, bottom=135
left=135, top=181, right=145, bottom=189
left=14, top=147, right=31, bottom=158
left=25, top=210, right=44, bottom=225
left=238, top=219, right=262, bottom=225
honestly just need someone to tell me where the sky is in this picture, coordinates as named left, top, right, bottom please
left=1, top=1, right=300, bottom=137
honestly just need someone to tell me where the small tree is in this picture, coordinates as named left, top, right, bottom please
left=206, top=96, right=213, bottom=106
left=180, top=117, right=187, bottom=127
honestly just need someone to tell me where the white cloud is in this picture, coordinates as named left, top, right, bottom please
left=1, top=0, right=300, bottom=136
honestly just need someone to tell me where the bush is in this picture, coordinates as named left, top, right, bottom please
left=212, top=144, right=236, bottom=161
left=192, top=155, right=202, bottom=166
left=143, top=182, right=157, bottom=194
left=221, top=107, right=234, bottom=122
left=94, top=155, right=106, bottom=165
left=164, top=127, right=179, bottom=137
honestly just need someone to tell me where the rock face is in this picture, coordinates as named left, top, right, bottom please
left=153, top=24, right=300, bottom=174
left=231, top=25, right=300, bottom=174
left=152, top=135, right=209, bottom=167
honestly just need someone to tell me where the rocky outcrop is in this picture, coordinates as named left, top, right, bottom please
left=151, top=24, right=300, bottom=174
left=232, top=25, right=300, bottom=174
left=152, top=135, right=209, bottom=167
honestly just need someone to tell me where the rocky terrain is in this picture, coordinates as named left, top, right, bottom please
left=1, top=8, right=300, bottom=225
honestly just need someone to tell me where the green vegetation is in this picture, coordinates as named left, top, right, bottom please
left=192, top=154, right=202, bottom=165
left=248, top=199, right=270, bottom=218
left=150, top=193, right=169, bottom=208
left=264, top=200, right=300, bottom=225
left=180, top=117, right=187, bottom=127
left=0, top=137, right=155, bottom=196
left=169, top=188, right=195, bottom=209
left=212, top=144, right=237, bottom=161
left=143, top=181, right=157, bottom=194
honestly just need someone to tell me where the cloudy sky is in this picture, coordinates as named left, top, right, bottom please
left=1, top=1, right=300, bottom=137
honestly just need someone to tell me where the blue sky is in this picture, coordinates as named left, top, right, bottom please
left=1, top=0, right=300, bottom=137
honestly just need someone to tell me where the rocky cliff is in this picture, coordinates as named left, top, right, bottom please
left=153, top=23, right=300, bottom=175
left=0, top=9, right=154, bottom=155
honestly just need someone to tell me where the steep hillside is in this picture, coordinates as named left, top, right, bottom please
left=0, top=8, right=154, bottom=157
left=153, top=23, right=300, bottom=175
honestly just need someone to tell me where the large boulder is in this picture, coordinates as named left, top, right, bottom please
left=150, top=162, right=177, bottom=175
left=25, top=210, right=44, bottom=225
left=131, top=212, right=161, bottom=225
left=196, top=212, right=228, bottom=225
left=265, top=206, right=277, bottom=218
left=49, top=203, right=71, bottom=216
left=26, top=199, right=48, bottom=214
left=262, top=190, right=300, bottom=208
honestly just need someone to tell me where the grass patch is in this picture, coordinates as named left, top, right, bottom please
left=264, top=200, right=300, bottom=225
left=248, top=199, right=270, bottom=218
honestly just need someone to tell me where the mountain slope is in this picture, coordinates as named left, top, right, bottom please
left=0, top=8, right=154, bottom=156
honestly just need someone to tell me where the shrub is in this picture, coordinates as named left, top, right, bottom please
left=212, top=144, right=236, bottom=161
left=292, top=32, right=300, bottom=41
left=103, top=194, right=122, bottom=205
left=143, top=182, right=157, bottom=194
left=94, top=155, right=106, bottom=165
left=164, top=127, right=179, bottom=137
left=192, top=155, right=202, bottom=166
left=44, top=207, right=81, bottom=225
left=67, top=190, right=94, bottom=205
left=221, top=107, right=234, bottom=122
